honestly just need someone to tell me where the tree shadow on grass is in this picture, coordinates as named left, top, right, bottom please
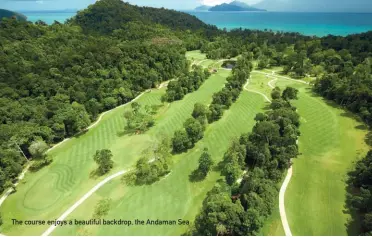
left=89, top=169, right=103, bottom=180
left=189, top=169, right=206, bottom=183
left=74, top=129, right=88, bottom=138
left=344, top=173, right=362, bottom=236
left=306, top=89, right=367, bottom=124
left=355, top=124, right=369, bottom=130
left=263, top=104, right=271, bottom=111
left=364, top=131, right=372, bottom=146
left=117, top=129, right=143, bottom=137
left=116, top=130, right=131, bottom=137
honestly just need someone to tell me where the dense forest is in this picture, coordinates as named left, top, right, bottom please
left=192, top=87, right=300, bottom=235
left=347, top=151, right=372, bottom=235
left=1, top=0, right=372, bottom=234
left=0, top=0, right=208, bottom=193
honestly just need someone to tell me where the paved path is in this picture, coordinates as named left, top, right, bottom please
left=246, top=71, right=309, bottom=236
left=0, top=164, right=31, bottom=208
left=253, top=70, right=309, bottom=85
left=0, top=90, right=148, bottom=209
left=44, top=72, right=301, bottom=237
left=0, top=81, right=171, bottom=236
left=40, top=83, right=171, bottom=236
left=279, top=167, right=293, bottom=236
left=3, top=67, right=305, bottom=236
left=243, top=77, right=272, bottom=103
left=268, top=79, right=278, bottom=89
left=41, top=169, right=130, bottom=236
left=42, top=156, right=158, bottom=236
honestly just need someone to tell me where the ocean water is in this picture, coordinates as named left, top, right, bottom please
left=22, top=11, right=372, bottom=37
left=185, top=11, right=372, bottom=36
left=21, top=12, right=76, bottom=24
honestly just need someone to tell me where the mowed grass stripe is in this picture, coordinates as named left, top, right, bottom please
left=52, top=91, right=266, bottom=236
left=246, top=72, right=368, bottom=236
left=271, top=80, right=369, bottom=236
left=1, top=55, right=230, bottom=236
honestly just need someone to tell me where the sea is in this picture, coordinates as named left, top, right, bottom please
left=22, top=11, right=372, bottom=37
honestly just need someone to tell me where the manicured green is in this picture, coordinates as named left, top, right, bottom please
left=50, top=52, right=265, bottom=236
left=282, top=81, right=369, bottom=236
left=53, top=91, right=265, bottom=236
left=4, top=52, right=365, bottom=236
left=250, top=70, right=369, bottom=236
left=1, top=51, right=265, bottom=236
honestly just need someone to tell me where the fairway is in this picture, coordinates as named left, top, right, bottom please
left=250, top=71, right=370, bottom=236
left=2, top=51, right=368, bottom=236
left=1, top=2, right=371, bottom=236
left=52, top=91, right=266, bottom=236
left=0, top=51, right=266, bottom=236
left=283, top=82, right=369, bottom=236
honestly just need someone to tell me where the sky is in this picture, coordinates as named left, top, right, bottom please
left=1, top=0, right=372, bottom=12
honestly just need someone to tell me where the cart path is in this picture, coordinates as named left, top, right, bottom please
left=41, top=169, right=130, bottom=236
left=246, top=71, right=310, bottom=236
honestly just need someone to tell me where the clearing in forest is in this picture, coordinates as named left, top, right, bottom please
left=250, top=71, right=369, bottom=236
left=1, top=51, right=266, bottom=236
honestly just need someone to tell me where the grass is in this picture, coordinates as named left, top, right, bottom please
left=52, top=92, right=266, bottom=236
left=250, top=70, right=369, bottom=236
left=3, top=53, right=368, bottom=236
left=282, top=83, right=369, bottom=235
left=1, top=51, right=266, bottom=236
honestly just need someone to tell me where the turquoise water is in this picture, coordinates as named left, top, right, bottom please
left=22, top=11, right=372, bottom=37
left=186, top=11, right=372, bottom=36
left=22, top=12, right=76, bottom=24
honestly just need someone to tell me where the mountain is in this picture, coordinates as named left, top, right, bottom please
left=253, top=0, right=372, bottom=12
left=72, top=0, right=214, bottom=34
left=230, top=0, right=254, bottom=8
left=209, top=1, right=266, bottom=11
left=195, top=5, right=211, bottom=11
left=0, top=9, right=27, bottom=21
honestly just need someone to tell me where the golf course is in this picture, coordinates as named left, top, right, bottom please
left=249, top=69, right=370, bottom=236
left=0, top=51, right=370, bottom=236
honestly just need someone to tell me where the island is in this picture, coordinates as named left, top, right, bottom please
left=194, top=5, right=211, bottom=11
left=0, top=9, right=27, bottom=21
left=195, top=1, right=266, bottom=12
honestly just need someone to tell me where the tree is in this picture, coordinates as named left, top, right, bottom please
left=183, top=118, right=204, bottom=144
left=311, top=65, right=325, bottom=77
left=28, top=139, right=53, bottom=171
left=192, top=103, right=208, bottom=120
left=131, top=102, right=141, bottom=114
left=216, top=224, right=227, bottom=236
left=252, top=121, right=280, bottom=144
left=282, top=87, right=299, bottom=101
left=123, top=103, right=155, bottom=134
left=28, top=140, right=48, bottom=159
left=208, top=104, right=224, bottom=123
left=254, top=113, right=267, bottom=122
left=93, top=198, right=111, bottom=218
left=271, top=87, right=281, bottom=100
left=93, top=149, right=114, bottom=175
left=198, top=148, right=214, bottom=176
left=172, top=130, right=191, bottom=153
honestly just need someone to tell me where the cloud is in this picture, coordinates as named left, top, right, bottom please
left=4, top=0, right=53, bottom=1
left=200, top=0, right=232, bottom=6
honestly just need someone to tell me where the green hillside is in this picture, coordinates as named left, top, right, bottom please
left=0, top=0, right=372, bottom=236
left=71, top=0, right=217, bottom=34
left=0, top=9, right=26, bottom=21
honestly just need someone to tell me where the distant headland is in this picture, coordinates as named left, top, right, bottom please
left=0, top=9, right=27, bottom=21
left=195, top=1, right=266, bottom=12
